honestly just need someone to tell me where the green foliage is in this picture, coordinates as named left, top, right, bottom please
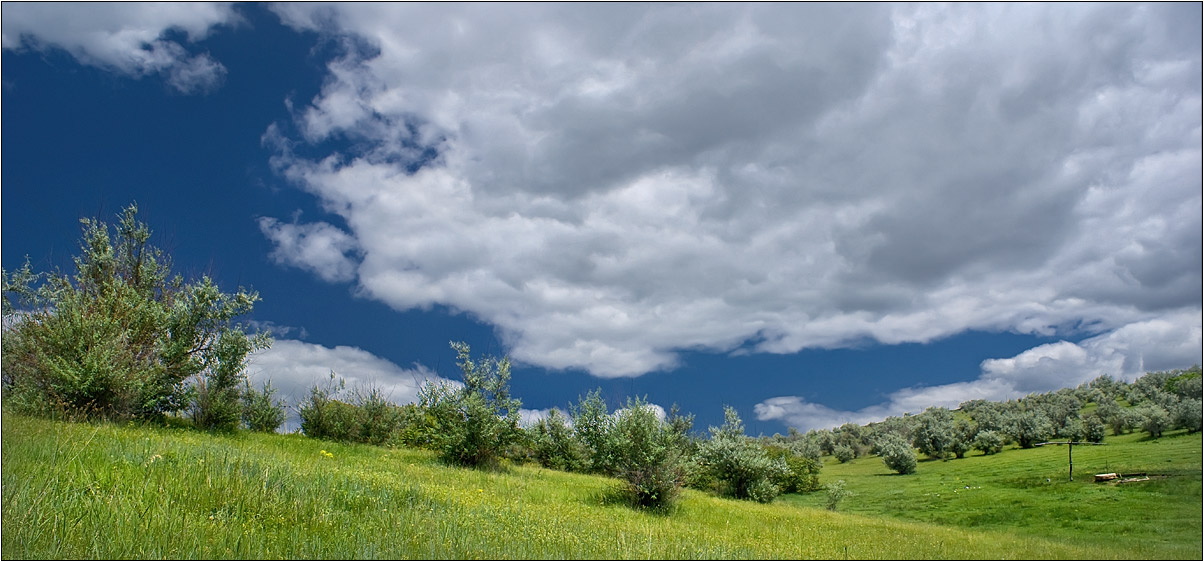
left=570, top=389, right=614, bottom=473
left=825, top=479, right=853, bottom=511
left=764, top=445, right=822, bottom=493
left=606, top=397, right=686, bottom=510
left=1137, top=403, right=1171, bottom=438
left=1083, top=415, right=1106, bottom=443
left=241, top=380, right=286, bottom=433
left=877, top=433, right=917, bottom=474
left=1006, top=409, right=1053, bottom=448
left=912, top=407, right=957, bottom=459
left=972, top=429, right=1005, bottom=455
left=0, top=204, right=268, bottom=423
left=418, top=342, right=523, bottom=468
left=833, top=444, right=855, bottom=463
left=695, top=406, right=787, bottom=503
left=297, top=374, right=361, bottom=442
left=530, top=408, right=589, bottom=472
left=1170, top=398, right=1202, bottom=433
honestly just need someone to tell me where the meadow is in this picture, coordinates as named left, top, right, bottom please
left=3, top=412, right=1199, bottom=560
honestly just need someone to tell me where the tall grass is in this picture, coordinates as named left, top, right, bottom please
left=1, top=412, right=1187, bottom=559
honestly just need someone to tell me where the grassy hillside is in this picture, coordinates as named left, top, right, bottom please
left=783, top=429, right=1203, bottom=559
left=2, top=413, right=1199, bottom=560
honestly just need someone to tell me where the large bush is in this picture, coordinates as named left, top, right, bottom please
left=530, top=408, right=589, bottom=472
left=418, top=341, right=523, bottom=468
left=1, top=204, right=268, bottom=423
left=911, top=407, right=957, bottom=459
left=241, top=380, right=286, bottom=433
left=877, top=433, right=917, bottom=474
left=606, top=398, right=686, bottom=510
left=694, top=406, right=787, bottom=503
left=764, top=445, right=822, bottom=493
left=571, top=389, right=615, bottom=473
left=1006, top=409, right=1054, bottom=448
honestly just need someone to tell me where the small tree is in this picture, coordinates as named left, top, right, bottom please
left=972, top=429, right=1005, bottom=455
left=764, top=445, right=822, bottom=493
left=695, top=406, right=788, bottom=503
left=1006, top=409, right=1054, bottom=449
left=606, top=397, right=686, bottom=510
left=1137, top=403, right=1171, bottom=438
left=571, top=388, right=614, bottom=473
left=241, top=379, right=286, bottom=433
left=530, top=408, right=589, bottom=472
left=1, top=204, right=269, bottom=422
left=912, top=407, right=957, bottom=459
left=877, top=433, right=917, bottom=474
left=825, top=479, right=854, bottom=511
left=833, top=444, right=855, bottom=463
left=1171, top=398, right=1202, bottom=433
left=418, top=342, right=523, bottom=468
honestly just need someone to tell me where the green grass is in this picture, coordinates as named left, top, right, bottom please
left=782, top=430, right=1203, bottom=559
left=3, top=413, right=1199, bottom=559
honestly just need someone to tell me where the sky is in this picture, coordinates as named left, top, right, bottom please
left=2, top=2, right=1201, bottom=435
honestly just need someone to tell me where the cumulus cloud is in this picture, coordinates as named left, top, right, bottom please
left=756, top=310, right=1203, bottom=431
left=1, top=2, right=237, bottom=93
left=246, top=339, right=452, bottom=419
left=262, top=4, right=1201, bottom=378
left=258, top=217, right=360, bottom=283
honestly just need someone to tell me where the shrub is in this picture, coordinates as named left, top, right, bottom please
left=354, top=386, right=405, bottom=447
left=418, top=342, right=523, bottom=468
left=530, top=408, right=589, bottom=472
left=1084, top=415, right=1107, bottom=443
left=1006, top=409, right=1054, bottom=448
left=912, top=407, right=957, bottom=459
left=877, top=433, right=916, bottom=474
left=241, top=380, right=286, bottom=433
left=1137, top=403, right=1172, bottom=438
left=694, top=406, right=787, bottom=503
left=833, top=444, right=855, bottom=463
left=972, top=429, right=1004, bottom=455
left=571, top=389, right=615, bottom=473
left=1, top=204, right=269, bottom=422
left=764, top=445, right=822, bottom=493
left=606, top=398, right=686, bottom=510
left=825, top=479, right=854, bottom=511
left=1171, top=398, right=1202, bottom=433
left=297, top=375, right=361, bottom=442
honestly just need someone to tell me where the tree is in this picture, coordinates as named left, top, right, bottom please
left=571, top=388, right=614, bottom=473
left=1136, top=403, right=1172, bottom=438
left=419, top=341, right=523, bottom=467
left=530, top=408, right=589, bottom=472
left=1, top=204, right=268, bottom=423
left=606, top=397, right=686, bottom=510
left=241, top=380, right=287, bottom=433
left=1006, top=409, right=1054, bottom=449
left=694, top=406, right=788, bottom=503
left=912, top=407, right=957, bottom=459
left=972, top=429, right=1005, bottom=455
left=877, top=433, right=916, bottom=474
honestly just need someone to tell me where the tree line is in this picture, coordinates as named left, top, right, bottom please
left=760, top=366, right=1201, bottom=475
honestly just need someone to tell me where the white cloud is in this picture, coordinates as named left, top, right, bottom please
left=1, top=2, right=237, bottom=93
left=262, top=4, right=1201, bottom=378
left=258, top=217, right=359, bottom=283
left=246, top=339, right=452, bottom=418
left=756, top=310, right=1203, bottom=431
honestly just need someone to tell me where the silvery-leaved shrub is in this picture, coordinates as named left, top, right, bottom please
left=695, top=406, right=787, bottom=503
left=1, top=204, right=269, bottom=424
left=877, top=433, right=917, bottom=475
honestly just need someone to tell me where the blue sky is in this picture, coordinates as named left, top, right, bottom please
left=3, top=3, right=1201, bottom=434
